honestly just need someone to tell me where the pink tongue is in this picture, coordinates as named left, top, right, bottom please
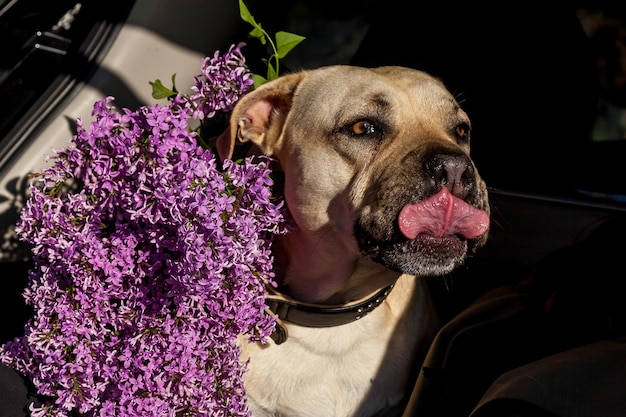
left=398, top=188, right=489, bottom=239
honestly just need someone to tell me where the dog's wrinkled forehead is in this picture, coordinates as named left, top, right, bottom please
left=291, top=66, right=463, bottom=126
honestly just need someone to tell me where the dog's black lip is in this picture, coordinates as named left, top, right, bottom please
left=354, top=222, right=476, bottom=257
left=360, top=231, right=470, bottom=248
left=410, top=233, right=468, bottom=253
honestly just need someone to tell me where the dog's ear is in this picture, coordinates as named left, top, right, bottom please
left=216, top=71, right=305, bottom=161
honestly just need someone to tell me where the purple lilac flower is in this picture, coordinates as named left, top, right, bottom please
left=0, top=44, right=286, bottom=417
left=190, top=42, right=255, bottom=120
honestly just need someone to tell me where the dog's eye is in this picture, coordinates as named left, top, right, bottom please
left=455, top=123, right=470, bottom=142
left=350, top=120, right=377, bottom=136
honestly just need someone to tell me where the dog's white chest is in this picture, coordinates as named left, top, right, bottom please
left=241, top=277, right=438, bottom=417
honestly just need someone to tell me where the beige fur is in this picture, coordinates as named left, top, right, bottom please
left=218, top=66, right=490, bottom=417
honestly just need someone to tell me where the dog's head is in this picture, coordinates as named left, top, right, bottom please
left=218, top=65, right=489, bottom=302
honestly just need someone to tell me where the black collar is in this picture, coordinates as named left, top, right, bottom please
left=265, top=284, right=395, bottom=344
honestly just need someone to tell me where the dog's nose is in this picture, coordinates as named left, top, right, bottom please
left=425, top=154, right=476, bottom=199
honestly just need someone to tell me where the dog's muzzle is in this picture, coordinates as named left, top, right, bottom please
left=356, top=186, right=489, bottom=277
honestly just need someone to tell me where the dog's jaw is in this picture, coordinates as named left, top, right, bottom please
left=355, top=184, right=490, bottom=277
left=356, top=224, right=477, bottom=276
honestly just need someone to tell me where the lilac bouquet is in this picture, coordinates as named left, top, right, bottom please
left=0, top=42, right=287, bottom=416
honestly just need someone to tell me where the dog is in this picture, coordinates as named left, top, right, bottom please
left=216, top=65, right=490, bottom=417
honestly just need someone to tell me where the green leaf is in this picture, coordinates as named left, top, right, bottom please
left=239, top=0, right=266, bottom=43
left=249, top=26, right=267, bottom=44
left=149, top=79, right=177, bottom=100
left=275, top=31, right=306, bottom=59
left=266, top=61, right=278, bottom=81
left=252, top=74, right=267, bottom=89
left=238, top=0, right=257, bottom=27
left=238, top=0, right=304, bottom=85
left=170, top=73, right=178, bottom=93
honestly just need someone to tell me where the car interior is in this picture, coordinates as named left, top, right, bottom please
left=0, top=0, right=624, bottom=416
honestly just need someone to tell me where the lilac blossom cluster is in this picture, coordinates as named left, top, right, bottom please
left=190, top=42, right=254, bottom=120
left=0, top=45, right=285, bottom=417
